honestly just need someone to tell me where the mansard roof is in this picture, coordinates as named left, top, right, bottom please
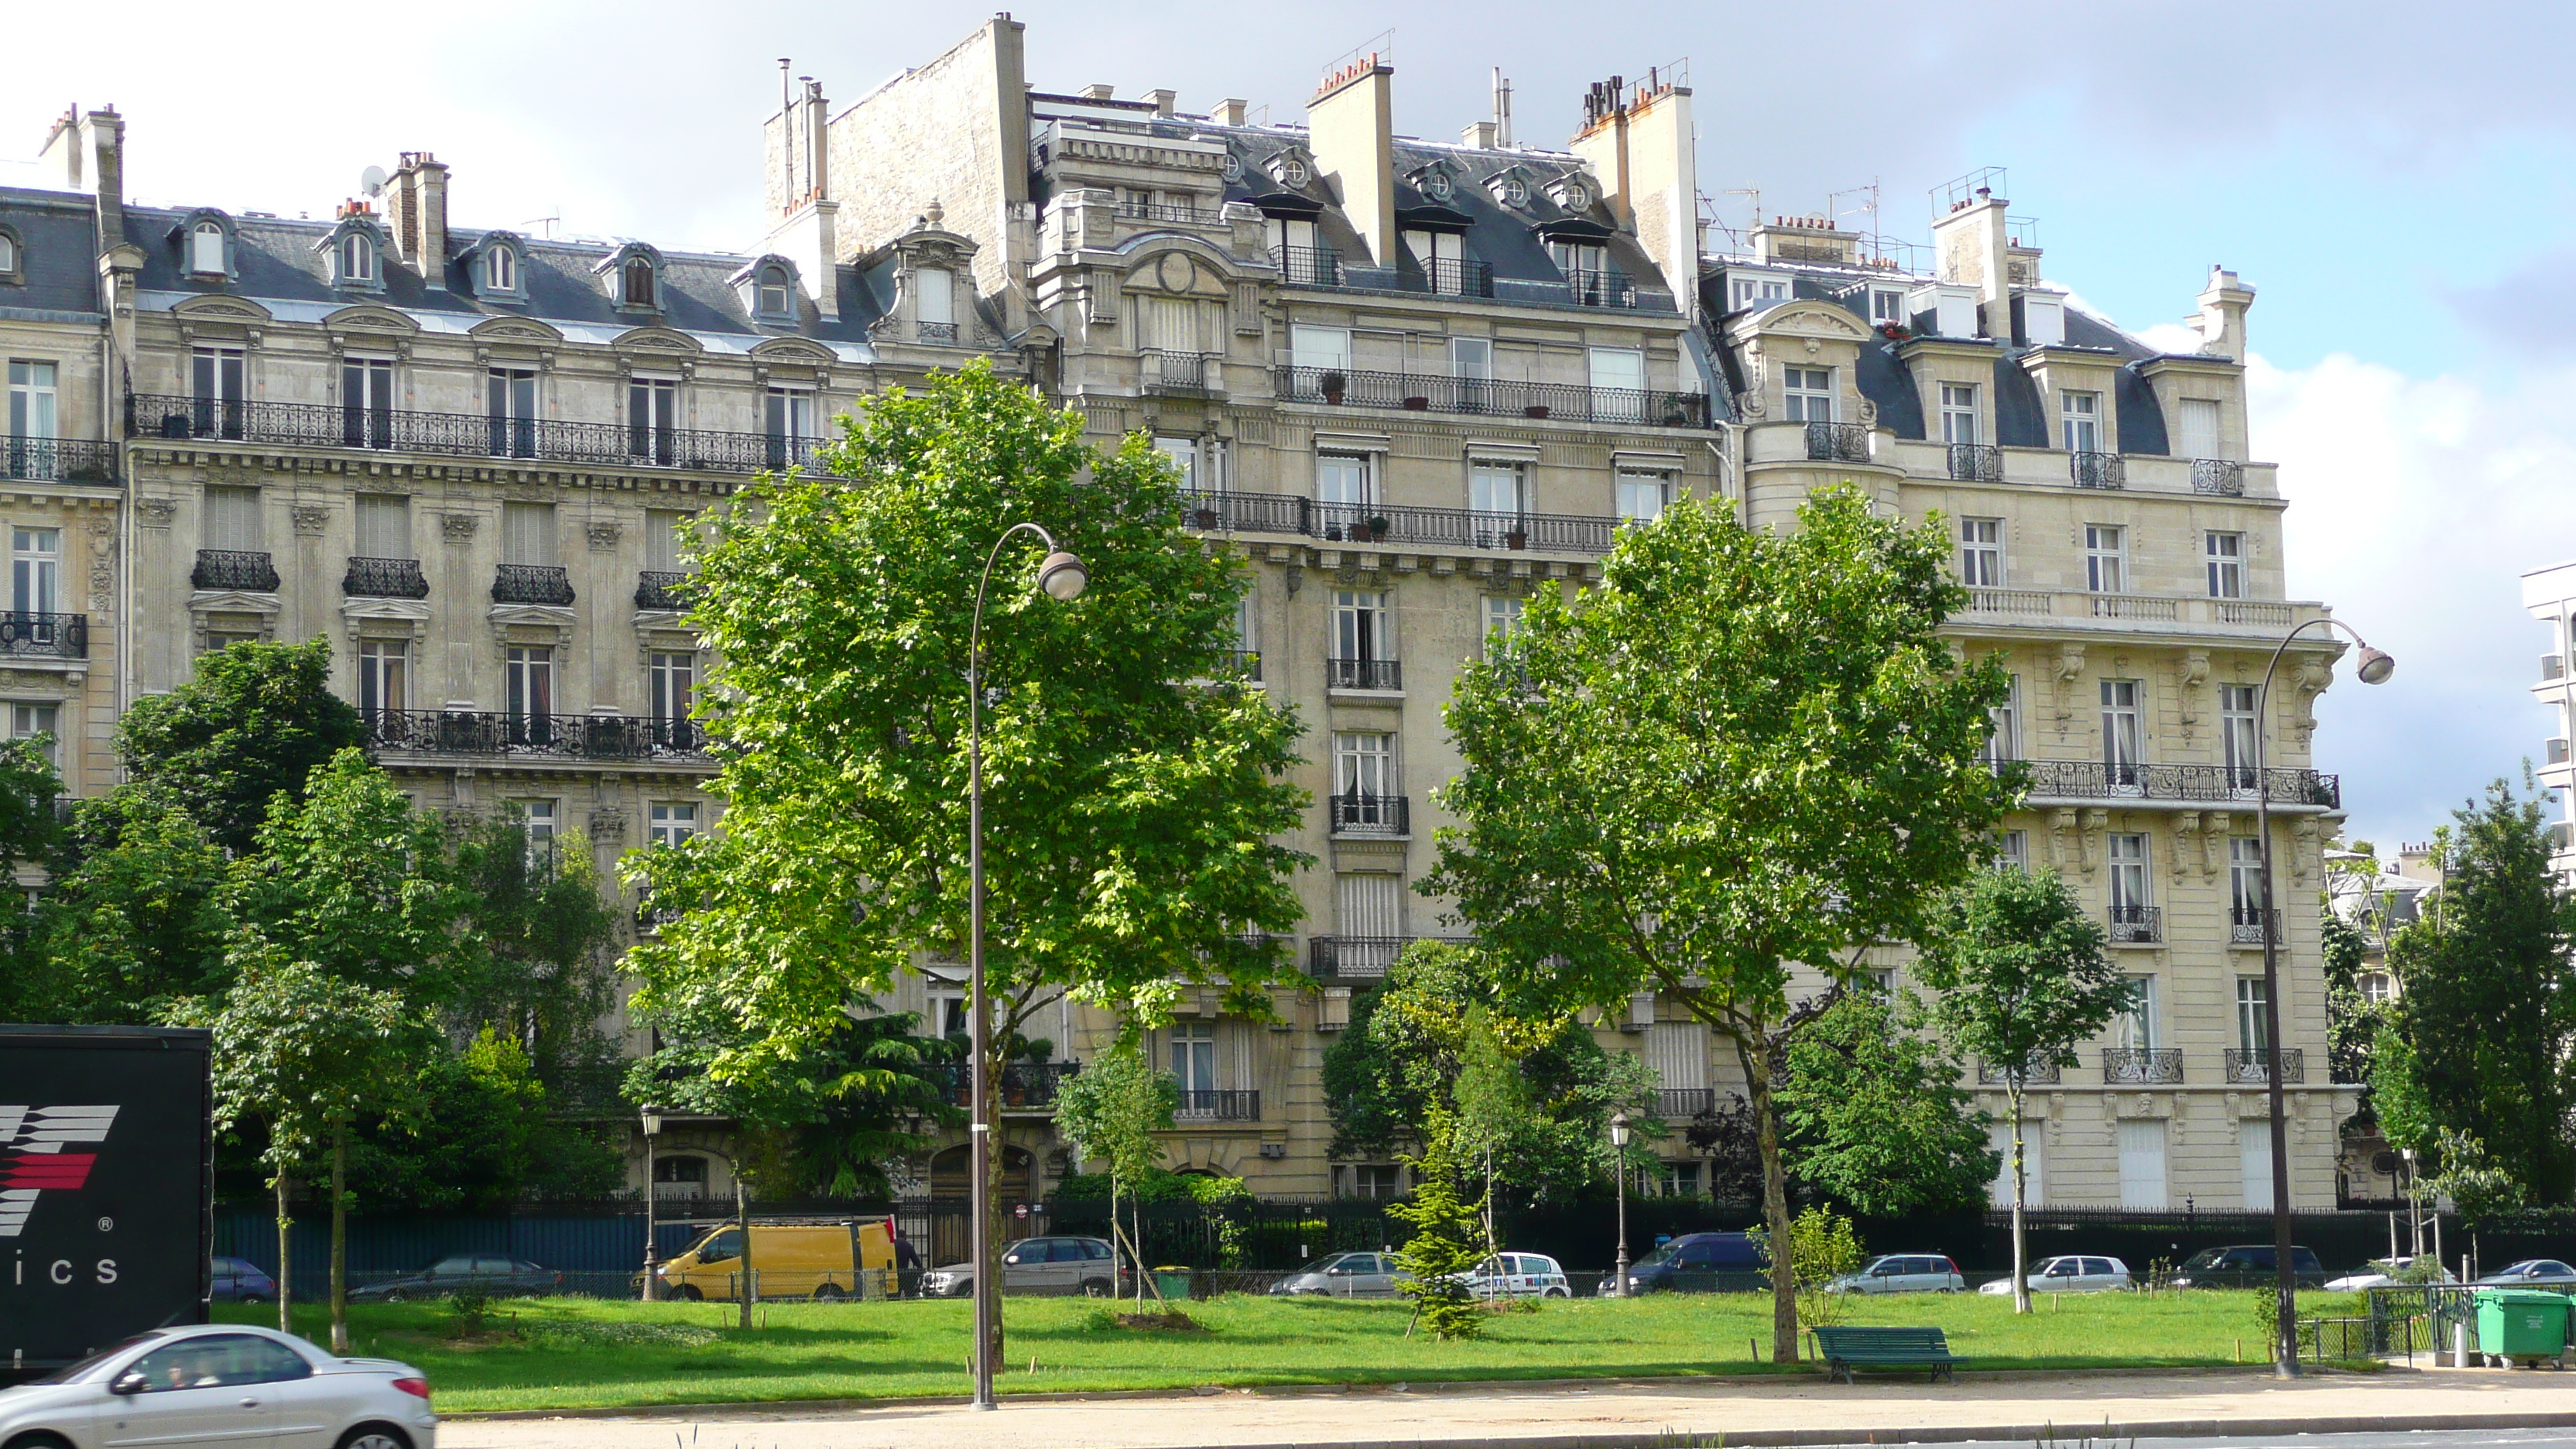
left=0, top=186, right=104, bottom=317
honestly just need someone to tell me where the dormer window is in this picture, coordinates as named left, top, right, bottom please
left=485, top=244, right=516, bottom=293
left=757, top=267, right=793, bottom=319
left=915, top=266, right=957, bottom=343
left=0, top=228, right=19, bottom=283
left=1728, top=271, right=1790, bottom=310
left=340, top=232, right=375, bottom=285
left=624, top=258, right=656, bottom=309
left=1497, top=175, right=1530, bottom=207
left=1553, top=176, right=1592, bottom=212
left=1421, top=169, right=1454, bottom=203
left=1869, top=287, right=1907, bottom=327
left=189, top=221, right=227, bottom=276
left=598, top=243, right=666, bottom=310
left=1266, top=150, right=1314, bottom=190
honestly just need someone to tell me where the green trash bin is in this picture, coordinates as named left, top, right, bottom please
left=1153, top=1268, right=1194, bottom=1303
left=2475, top=1288, right=2570, bottom=1366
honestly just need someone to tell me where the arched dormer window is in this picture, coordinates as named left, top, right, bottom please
left=468, top=230, right=528, bottom=302
left=318, top=214, right=387, bottom=292
left=624, top=257, right=656, bottom=308
left=757, top=265, right=792, bottom=319
left=180, top=213, right=235, bottom=279
left=0, top=226, right=21, bottom=284
left=728, top=256, right=800, bottom=324
left=485, top=243, right=516, bottom=293
left=593, top=242, right=666, bottom=312
left=341, top=231, right=375, bottom=284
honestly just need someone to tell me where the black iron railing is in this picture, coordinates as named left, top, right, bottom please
left=2192, top=459, right=2245, bottom=496
left=1656, top=1088, right=1717, bottom=1119
left=2108, top=905, right=2162, bottom=944
left=130, top=393, right=823, bottom=475
left=1118, top=199, right=1227, bottom=226
left=492, top=564, right=574, bottom=606
left=1947, top=443, right=2002, bottom=482
left=1975, top=1057, right=2062, bottom=1085
left=2224, top=1048, right=2304, bottom=1084
left=2, top=437, right=118, bottom=484
left=2102, top=1048, right=2184, bottom=1084
left=2070, top=451, right=2126, bottom=488
left=361, top=709, right=708, bottom=761
left=1141, top=350, right=1218, bottom=394
left=1564, top=265, right=1639, bottom=309
left=342, top=556, right=428, bottom=599
left=635, top=570, right=689, bottom=611
left=1396, top=256, right=1495, bottom=299
left=1324, top=658, right=1402, bottom=691
left=1187, top=489, right=1621, bottom=555
left=941, top=1061, right=1081, bottom=1111
left=1330, top=792, right=1409, bottom=836
left=192, top=549, right=279, bottom=591
left=1269, top=245, right=1343, bottom=286
left=2012, top=760, right=2341, bottom=810
left=1173, top=1089, right=1261, bottom=1121
left=1806, top=421, right=1870, bottom=462
left=1277, top=365, right=1711, bottom=429
left=0, top=612, right=87, bottom=659
left=2231, top=906, right=2283, bottom=946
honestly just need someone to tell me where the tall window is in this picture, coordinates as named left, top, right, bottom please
left=764, top=386, right=815, bottom=468
left=1994, top=830, right=2027, bottom=871
left=192, top=347, right=245, bottom=440
left=648, top=801, right=699, bottom=850
left=1315, top=452, right=1375, bottom=535
left=1333, top=730, right=1394, bottom=800
left=1290, top=324, right=1351, bottom=373
left=8, top=701, right=60, bottom=769
left=1153, top=436, right=1198, bottom=490
left=189, top=222, right=226, bottom=276
left=2221, top=683, right=2259, bottom=786
left=2229, top=836, right=2265, bottom=923
left=1168, top=1022, right=1217, bottom=1099
left=1982, top=674, right=2020, bottom=764
left=1450, top=334, right=1493, bottom=383
left=355, top=494, right=410, bottom=560
left=629, top=378, right=677, bottom=464
left=2205, top=532, right=2245, bottom=599
left=1482, top=594, right=1523, bottom=657
left=501, top=502, right=555, bottom=567
left=2115, top=976, right=2158, bottom=1051
left=202, top=485, right=262, bottom=554
left=484, top=244, right=517, bottom=294
left=914, top=269, right=954, bottom=329
left=2236, top=977, right=2271, bottom=1053
left=2060, top=390, right=2102, bottom=452
left=505, top=645, right=553, bottom=735
left=486, top=367, right=537, bottom=459
left=646, top=509, right=689, bottom=575
left=12, top=528, right=59, bottom=615
left=355, top=640, right=406, bottom=718
left=338, top=231, right=375, bottom=285
left=2084, top=524, right=2126, bottom=594
left=1615, top=469, right=1673, bottom=524
left=1939, top=382, right=1978, bottom=445
left=1783, top=366, right=1834, bottom=422
left=1331, top=590, right=1392, bottom=664
left=1400, top=229, right=1465, bottom=293
left=341, top=358, right=394, bottom=449
left=649, top=651, right=695, bottom=746
left=1588, top=348, right=1645, bottom=421
left=1336, top=872, right=1403, bottom=947
left=8, top=360, right=57, bottom=441
left=2177, top=397, right=2221, bottom=460
left=522, top=800, right=559, bottom=862
left=2108, top=834, right=2150, bottom=919
left=1468, top=460, right=1525, bottom=544
left=622, top=258, right=656, bottom=309
left=1959, top=518, right=2003, bottom=587
left=2100, top=679, right=2142, bottom=784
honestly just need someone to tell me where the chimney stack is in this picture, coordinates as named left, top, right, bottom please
left=39, top=106, right=126, bottom=250
left=2194, top=265, right=2256, bottom=361
left=1146, top=88, right=1177, bottom=117
left=1078, top=84, right=1115, bottom=100
left=1215, top=98, right=1249, bottom=127
left=387, top=152, right=450, bottom=287
left=1931, top=185, right=2012, bottom=340
left=1307, top=53, right=1396, bottom=267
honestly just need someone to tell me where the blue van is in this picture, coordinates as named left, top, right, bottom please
left=1619, top=1231, right=1766, bottom=1294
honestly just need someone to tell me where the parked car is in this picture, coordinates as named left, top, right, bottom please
left=1978, top=1255, right=2132, bottom=1294
left=649, top=1220, right=899, bottom=1301
left=1827, top=1254, right=1966, bottom=1294
left=0, top=1323, right=436, bottom=1449
left=348, top=1252, right=563, bottom=1301
left=1460, top=1252, right=1573, bottom=1299
left=2169, top=1245, right=2326, bottom=1289
left=2324, top=1255, right=2459, bottom=1291
left=209, top=1256, right=278, bottom=1303
left=2475, top=1259, right=2576, bottom=1286
left=917, top=1235, right=1118, bottom=1298
left=1269, top=1250, right=1403, bottom=1298
left=1617, top=1231, right=1766, bottom=1295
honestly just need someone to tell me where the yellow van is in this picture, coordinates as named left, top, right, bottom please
left=655, top=1219, right=898, bottom=1301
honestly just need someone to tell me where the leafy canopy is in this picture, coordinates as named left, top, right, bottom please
left=1917, top=865, right=2127, bottom=1083
left=114, top=639, right=365, bottom=853
left=1776, top=990, right=1996, bottom=1217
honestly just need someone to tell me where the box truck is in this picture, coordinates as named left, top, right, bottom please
left=0, top=1024, right=214, bottom=1381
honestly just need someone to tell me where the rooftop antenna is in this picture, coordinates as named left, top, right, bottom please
left=1493, top=68, right=1513, bottom=148
left=520, top=212, right=560, bottom=240
left=358, top=165, right=387, bottom=198
left=1723, top=187, right=1761, bottom=245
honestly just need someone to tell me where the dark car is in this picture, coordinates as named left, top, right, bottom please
left=208, top=1256, right=277, bottom=1303
left=1617, top=1231, right=1766, bottom=1295
left=348, top=1252, right=564, bottom=1301
left=2170, top=1245, right=2325, bottom=1289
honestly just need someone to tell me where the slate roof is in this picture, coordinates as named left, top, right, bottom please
left=0, top=187, right=104, bottom=317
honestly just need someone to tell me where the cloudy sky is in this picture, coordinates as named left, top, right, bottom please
left=8, top=1, right=2570, bottom=848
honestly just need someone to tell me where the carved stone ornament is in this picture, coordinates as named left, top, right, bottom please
left=135, top=498, right=177, bottom=529
left=440, top=513, right=480, bottom=542
left=292, top=505, right=329, bottom=537
left=1857, top=397, right=1879, bottom=429
left=587, top=519, right=622, bottom=550
left=588, top=806, right=629, bottom=842
left=0, top=670, right=64, bottom=692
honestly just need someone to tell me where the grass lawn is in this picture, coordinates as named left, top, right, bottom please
left=214, top=1290, right=2370, bottom=1414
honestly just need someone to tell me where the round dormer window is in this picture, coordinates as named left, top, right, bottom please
left=1560, top=180, right=1591, bottom=211
left=1279, top=157, right=1310, bottom=188
left=1423, top=170, right=1452, bottom=201
left=1222, top=152, right=1244, bottom=182
left=1501, top=176, right=1529, bottom=207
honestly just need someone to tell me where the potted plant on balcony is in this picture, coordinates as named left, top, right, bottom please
left=1403, top=392, right=1430, bottom=410
left=1506, top=526, right=1528, bottom=550
left=1523, top=403, right=1550, bottom=420
left=1365, top=515, right=1391, bottom=542
left=1319, top=370, right=1348, bottom=404
left=1194, top=504, right=1221, bottom=529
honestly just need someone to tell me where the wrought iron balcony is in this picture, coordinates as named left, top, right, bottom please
left=1307, top=936, right=1475, bottom=979
left=1118, top=198, right=1227, bottom=226
left=1140, top=350, right=1218, bottom=395
left=2011, top=760, right=2341, bottom=810
left=2191, top=458, right=2245, bottom=496
left=0, top=612, right=87, bottom=659
left=342, top=556, right=428, bottom=599
left=1329, top=792, right=1409, bottom=837
left=1947, top=443, right=2003, bottom=482
left=916, top=320, right=960, bottom=344
left=193, top=549, right=279, bottom=591
left=2108, top=905, right=2162, bottom=944
left=129, top=393, right=824, bottom=475
left=1975, top=1057, right=2062, bottom=1085
left=1656, top=1088, right=1717, bottom=1119
left=2223, top=1047, right=2304, bottom=1084
left=1805, top=421, right=1870, bottom=463
left=492, top=564, right=574, bottom=606
left=1182, top=489, right=1622, bottom=556
left=1276, top=365, right=1711, bottom=430
left=635, top=570, right=689, bottom=611
left=2101, top=1047, right=2184, bottom=1085
left=1395, top=255, right=1495, bottom=299
left=1325, top=658, right=1402, bottom=691
left=361, top=709, right=707, bottom=762
left=1173, top=1088, right=1261, bottom=1122
left=2069, top=451, right=2126, bottom=488
left=940, top=1061, right=1081, bottom=1112
left=1269, top=245, right=1344, bottom=287
left=2231, top=906, right=2283, bottom=946
left=2, top=436, right=118, bottom=485
left=1564, top=265, right=1639, bottom=309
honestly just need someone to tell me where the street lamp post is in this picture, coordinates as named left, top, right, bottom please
left=1609, top=1111, right=1632, bottom=1298
left=639, top=1108, right=663, bottom=1302
left=2252, top=620, right=2393, bottom=1378
left=967, top=523, right=1089, bottom=1412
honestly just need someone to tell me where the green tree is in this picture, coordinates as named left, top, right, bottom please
left=1387, top=1110, right=1488, bottom=1341
left=2380, top=781, right=2576, bottom=1204
left=16, top=793, right=232, bottom=1024
left=2321, top=909, right=2388, bottom=1089
left=113, top=639, right=365, bottom=854
left=1424, top=488, right=2013, bottom=1362
left=1776, top=990, right=1996, bottom=1217
left=1749, top=1203, right=1867, bottom=1331
left=1917, top=865, right=2126, bottom=1314
left=349, top=1029, right=623, bottom=1210
left=449, top=812, right=624, bottom=1105
left=1053, top=1036, right=1178, bottom=1308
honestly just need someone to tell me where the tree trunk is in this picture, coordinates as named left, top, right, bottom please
left=329, top=1129, right=349, bottom=1353
left=2009, top=1084, right=2030, bottom=1315
left=1738, top=1033, right=1797, bottom=1364
left=273, top=1169, right=293, bottom=1336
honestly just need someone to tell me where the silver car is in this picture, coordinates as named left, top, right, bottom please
left=917, top=1235, right=1118, bottom=1297
left=1829, top=1254, right=1967, bottom=1294
left=1269, top=1250, right=1402, bottom=1298
left=1977, top=1254, right=2132, bottom=1294
left=0, top=1322, right=437, bottom=1449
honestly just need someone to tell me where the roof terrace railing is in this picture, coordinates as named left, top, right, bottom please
left=1276, top=365, right=1710, bottom=429
left=130, top=393, right=824, bottom=476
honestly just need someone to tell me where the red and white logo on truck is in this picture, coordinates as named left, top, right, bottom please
left=0, top=1105, right=119, bottom=1237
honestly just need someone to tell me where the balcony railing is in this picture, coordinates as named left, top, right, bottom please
left=1656, top=1088, right=1717, bottom=1119
left=2, top=437, right=118, bottom=484
left=635, top=570, right=688, bottom=611
left=2231, top=906, right=2283, bottom=946
left=1270, top=245, right=1344, bottom=287
left=2101, top=1047, right=2184, bottom=1085
left=2223, top=1048, right=2304, bottom=1084
left=1183, top=489, right=1622, bottom=556
left=492, top=564, right=575, bottom=606
left=1956, top=588, right=2315, bottom=635
left=1118, top=199, right=1227, bottom=226
left=2069, top=451, right=2126, bottom=489
left=1329, top=792, right=1410, bottom=837
left=941, top=1061, right=1081, bottom=1112
left=1975, top=1057, right=2062, bottom=1085
left=1325, top=658, right=1402, bottom=691
left=342, top=556, right=429, bottom=599
left=1140, top=350, right=1218, bottom=395
left=1564, top=265, right=1639, bottom=309
left=1308, top=936, right=1406, bottom=979
left=1173, top=1088, right=1261, bottom=1122
left=1806, top=421, right=1870, bottom=463
left=916, top=320, right=960, bottom=344
left=2107, top=905, right=2162, bottom=944
left=0, top=612, right=87, bottom=659
left=362, top=709, right=708, bottom=762
left=193, top=549, right=279, bottom=591
left=2012, top=760, right=2341, bottom=810
left=2191, top=458, right=2245, bottom=496
left=1276, top=365, right=1711, bottom=430
left=1395, top=256, right=1495, bottom=299
left=1947, top=443, right=2003, bottom=482
left=130, top=393, right=824, bottom=476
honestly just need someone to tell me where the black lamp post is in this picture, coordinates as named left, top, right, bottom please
left=1610, top=1110, right=1632, bottom=1297
left=639, top=1108, right=663, bottom=1302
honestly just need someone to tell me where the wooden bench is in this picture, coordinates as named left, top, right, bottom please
left=1811, top=1325, right=1959, bottom=1383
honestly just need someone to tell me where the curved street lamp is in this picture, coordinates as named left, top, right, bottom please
left=968, top=522, right=1088, bottom=1412
left=2253, top=619, right=2392, bottom=1377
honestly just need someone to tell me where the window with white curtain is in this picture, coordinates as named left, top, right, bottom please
left=189, top=222, right=227, bottom=276
left=915, top=268, right=954, bottom=325
left=646, top=509, right=689, bottom=574
left=1316, top=452, right=1373, bottom=508
left=1960, top=518, right=2004, bottom=587
left=356, top=640, right=406, bottom=716
left=1291, top=324, right=1351, bottom=372
left=1168, top=1022, right=1218, bottom=1096
left=202, top=486, right=262, bottom=553
left=501, top=502, right=556, bottom=566
left=1481, top=594, right=1523, bottom=657
left=1616, top=469, right=1673, bottom=523
left=2177, top=397, right=2221, bottom=460
left=2060, top=391, right=2102, bottom=452
left=12, top=528, right=58, bottom=615
left=2205, top=532, right=2245, bottom=599
left=354, top=495, right=410, bottom=559
left=1941, top=383, right=1979, bottom=445
left=8, top=360, right=57, bottom=440
left=1783, top=366, right=1834, bottom=422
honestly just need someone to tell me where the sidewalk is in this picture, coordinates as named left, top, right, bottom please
left=442, top=1366, right=2576, bottom=1449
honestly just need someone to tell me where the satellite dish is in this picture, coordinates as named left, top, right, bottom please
left=359, top=165, right=388, bottom=197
